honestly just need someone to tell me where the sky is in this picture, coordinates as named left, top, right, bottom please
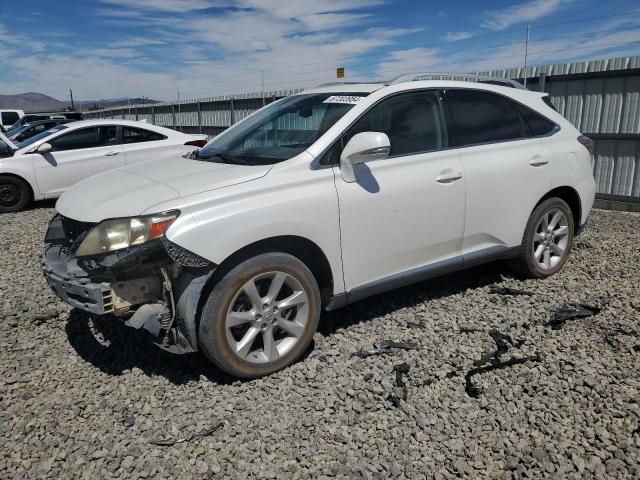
left=0, top=0, right=639, bottom=101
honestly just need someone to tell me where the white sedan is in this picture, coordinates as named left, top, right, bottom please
left=0, top=120, right=207, bottom=213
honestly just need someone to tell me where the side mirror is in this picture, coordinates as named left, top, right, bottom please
left=340, top=132, right=390, bottom=183
left=35, top=142, right=52, bottom=154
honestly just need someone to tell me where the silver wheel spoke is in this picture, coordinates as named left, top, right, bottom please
left=277, top=318, right=304, bottom=338
left=227, top=310, right=255, bottom=327
left=534, top=244, right=545, bottom=261
left=235, top=326, right=260, bottom=358
left=277, top=291, right=308, bottom=309
left=549, top=211, right=562, bottom=229
left=543, top=248, right=551, bottom=268
left=554, top=225, right=568, bottom=237
left=242, top=279, right=263, bottom=310
left=550, top=243, right=564, bottom=256
left=541, top=214, right=549, bottom=232
left=262, top=328, right=279, bottom=361
left=265, top=272, right=287, bottom=303
left=534, top=232, right=545, bottom=243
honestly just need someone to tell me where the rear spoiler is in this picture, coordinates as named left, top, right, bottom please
left=0, top=131, right=18, bottom=151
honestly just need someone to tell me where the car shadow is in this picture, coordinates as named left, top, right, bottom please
left=317, top=260, right=509, bottom=336
left=65, top=260, right=510, bottom=385
left=30, top=199, right=57, bottom=211
left=65, top=309, right=235, bottom=385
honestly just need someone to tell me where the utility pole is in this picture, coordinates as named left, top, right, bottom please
left=177, top=86, right=181, bottom=132
left=261, top=69, right=265, bottom=106
left=69, top=89, right=75, bottom=111
left=523, top=25, right=530, bottom=89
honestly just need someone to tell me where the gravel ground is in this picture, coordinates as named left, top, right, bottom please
left=1, top=205, right=639, bottom=479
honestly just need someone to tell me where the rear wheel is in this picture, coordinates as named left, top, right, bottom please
left=198, top=252, right=321, bottom=378
left=510, top=197, right=574, bottom=278
left=0, top=175, right=31, bottom=213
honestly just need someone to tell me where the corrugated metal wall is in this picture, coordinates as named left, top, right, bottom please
left=86, top=56, right=640, bottom=201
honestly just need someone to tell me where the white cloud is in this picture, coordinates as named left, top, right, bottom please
left=442, top=31, right=474, bottom=41
left=482, top=0, right=563, bottom=30
left=99, top=0, right=222, bottom=12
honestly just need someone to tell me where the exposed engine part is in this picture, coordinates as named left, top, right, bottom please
left=160, top=267, right=176, bottom=331
left=108, top=276, right=162, bottom=316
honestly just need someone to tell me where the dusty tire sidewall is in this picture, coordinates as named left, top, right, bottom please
left=198, top=253, right=321, bottom=378
left=523, top=198, right=574, bottom=277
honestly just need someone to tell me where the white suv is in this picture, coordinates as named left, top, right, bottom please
left=41, top=76, right=596, bottom=378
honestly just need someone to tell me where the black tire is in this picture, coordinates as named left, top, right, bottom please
left=198, top=252, right=321, bottom=378
left=510, top=197, right=574, bottom=279
left=0, top=175, right=31, bottom=213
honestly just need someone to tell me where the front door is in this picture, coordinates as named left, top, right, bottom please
left=331, top=90, right=466, bottom=297
left=33, top=125, right=124, bottom=196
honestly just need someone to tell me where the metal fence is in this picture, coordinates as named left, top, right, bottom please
left=86, top=56, right=640, bottom=202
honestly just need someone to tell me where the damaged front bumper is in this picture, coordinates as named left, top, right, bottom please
left=41, top=214, right=215, bottom=354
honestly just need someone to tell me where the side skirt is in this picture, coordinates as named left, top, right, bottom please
left=324, top=245, right=519, bottom=311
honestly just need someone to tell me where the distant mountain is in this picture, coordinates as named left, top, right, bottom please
left=0, top=92, right=68, bottom=112
left=0, top=93, right=159, bottom=113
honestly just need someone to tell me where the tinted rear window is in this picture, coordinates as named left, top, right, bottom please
left=2, top=112, right=19, bottom=125
left=446, top=90, right=523, bottom=146
left=123, top=127, right=167, bottom=144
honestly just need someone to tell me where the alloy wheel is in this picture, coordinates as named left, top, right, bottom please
left=225, top=271, right=310, bottom=364
left=532, top=208, right=570, bottom=271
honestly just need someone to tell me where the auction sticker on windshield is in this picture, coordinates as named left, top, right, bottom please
left=323, top=95, right=363, bottom=104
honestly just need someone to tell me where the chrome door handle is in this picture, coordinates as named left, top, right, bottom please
left=529, top=155, right=549, bottom=167
left=436, top=171, right=463, bottom=183
left=105, top=151, right=120, bottom=157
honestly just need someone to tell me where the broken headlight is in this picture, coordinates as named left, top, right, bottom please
left=75, top=211, right=179, bottom=257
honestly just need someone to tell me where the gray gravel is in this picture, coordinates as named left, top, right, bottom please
left=1, top=205, right=639, bottom=479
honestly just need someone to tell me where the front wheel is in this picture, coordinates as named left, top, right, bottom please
left=510, top=197, right=574, bottom=278
left=198, top=252, right=321, bottom=378
left=0, top=175, right=31, bottom=213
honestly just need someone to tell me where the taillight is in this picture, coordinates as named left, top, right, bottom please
left=185, top=139, right=207, bottom=148
left=577, top=135, right=593, bottom=153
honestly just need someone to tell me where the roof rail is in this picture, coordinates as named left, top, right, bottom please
left=301, top=80, right=385, bottom=93
left=385, top=72, right=525, bottom=89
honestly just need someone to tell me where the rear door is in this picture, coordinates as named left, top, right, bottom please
left=443, top=89, right=554, bottom=258
left=121, top=126, right=174, bottom=165
left=33, top=125, right=124, bottom=196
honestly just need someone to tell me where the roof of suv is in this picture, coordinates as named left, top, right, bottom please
left=303, top=79, right=547, bottom=104
left=303, top=78, right=528, bottom=95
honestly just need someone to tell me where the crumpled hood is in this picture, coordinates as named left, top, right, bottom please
left=56, top=157, right=271, bottom=223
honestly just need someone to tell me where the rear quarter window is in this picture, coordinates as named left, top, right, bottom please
left=445, top=89, right=524, bottom=146
left=123, top=127, right=167, bottom=144
left=511, top=101, right=557, bottom=136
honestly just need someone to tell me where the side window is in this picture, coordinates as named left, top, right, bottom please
left=123, top=127, right=167, bottom=144
left=323, top=90, right=448, bottom=164
left=445, top=90, right=523, bottom=146
left=511, top=101, right=556, bottom=137
left=50, top=126, right=118, bottom=152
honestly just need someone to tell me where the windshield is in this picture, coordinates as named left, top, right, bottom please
left=195, top=93, right=368, bottom=165
left=16, top=124, right=68, bottom=150
left=5, top=124, right=25, bottom=137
